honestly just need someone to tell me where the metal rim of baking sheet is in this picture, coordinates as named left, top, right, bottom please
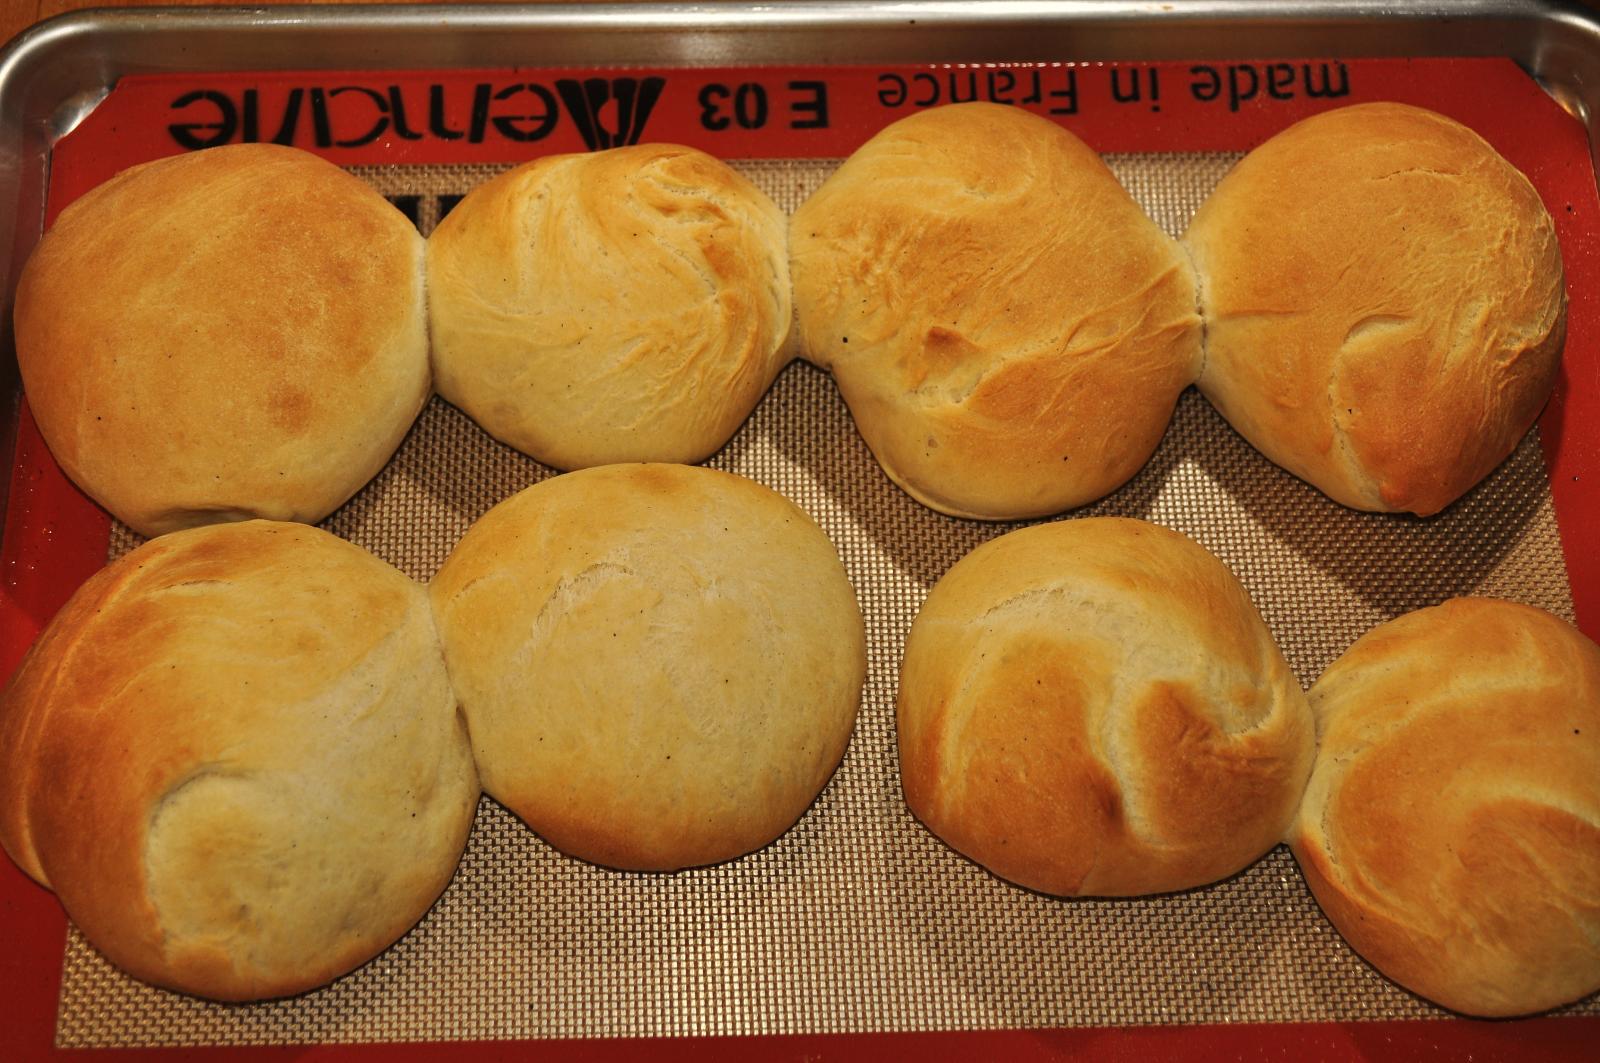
left=0, top=1, right=1597, bottom=1056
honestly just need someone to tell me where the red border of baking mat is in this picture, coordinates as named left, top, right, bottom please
left=2, top=57, right=1598, bottom=1060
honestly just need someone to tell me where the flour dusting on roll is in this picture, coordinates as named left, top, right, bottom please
left=14, top=144, right=430, bottom=538
left=0, top=521, right=479, bottom=1002
left=1291, top=598, right=1600, bottom=1017
left=427, top=146, right=792, bottom=470
left=1186, top=103, right=1566, bottom=515
left=897, top=517, right=1313, bottom=896
left=791, top=103, right=1203, bottom=520
left=430, top=464, right=864, bottom=871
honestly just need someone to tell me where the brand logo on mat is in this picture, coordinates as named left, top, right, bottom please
left=556, top=77, right=667, bottom=150
left=164, top=77, right=666, bottom=151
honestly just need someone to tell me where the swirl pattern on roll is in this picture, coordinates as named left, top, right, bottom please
left=898, top=517, right=1314, bottom=896
left=1291, top=598, right=1600, bottom=1016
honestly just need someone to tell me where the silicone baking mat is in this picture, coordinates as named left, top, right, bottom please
left=4, top=58, right=1599, bottom=1053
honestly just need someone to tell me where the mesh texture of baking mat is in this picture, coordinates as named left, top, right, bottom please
left=56, top=154, right=1591, bottom=1046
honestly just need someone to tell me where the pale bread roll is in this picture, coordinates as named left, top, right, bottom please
left=790, top=103, right=1202, bottom=519
left=898, top=517, right=1313, bottom=896
left=430, top=464, right=864, bottom=871
left=0, top=522, right=479, bottom=1002
left=1291, top=598, right=1600, bottom=1017
left=427, top=145, right=792, bottom=469
left=14, top=143, right=429, bottom=538
left=1185, top=102, right=1566, bottom=515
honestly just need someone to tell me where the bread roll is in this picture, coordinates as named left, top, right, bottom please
left=430, top=464, right=864, bottom=871
left=427, top=145, right=791, bottom=469
left=0, top=522, right=479, bottom=1001
left=1185, top=103, right=1566, bottom=515
left=898, top=517, right=1313, bottom=896
left=14, top=143, right=429, bottom=538
left=1291, top=598, right=1600, bottom=1016
left=790, top=103, right=1202, bottom=519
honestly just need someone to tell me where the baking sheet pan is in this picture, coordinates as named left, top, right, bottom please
left=4, top=4, right=1600, bottom=1060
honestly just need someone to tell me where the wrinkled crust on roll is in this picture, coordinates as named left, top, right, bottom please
left=0, top=521, right=479, bottom=1002
left=427, top=146, right=793, bottom=470
left=1186, top=103, right=1566, bottom=516
left=1291, top=598, right=1600, bottom=1017
left=14, top=143, right=430, bottom=538
left=897, top=517, right=1314, bottom=896
left=791, top=103, right=1203, bottom=520
left=429, top=464, right=865, bottom=872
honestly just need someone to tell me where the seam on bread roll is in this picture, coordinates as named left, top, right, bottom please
left=417, top=230, right=435, bottom=401
left=1322, top=353, right=1383, bottom=511
left=1177, top=239, right=1210, bottom=383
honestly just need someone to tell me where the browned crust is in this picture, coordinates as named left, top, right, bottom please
left=1292, top=598, right=1600, bottom=1016
left=0, top=522, right=478, bottom=1001
left=14, top=143, right=428, bottom=537
left=430, top=464, right=865, bottom=872
left=897, top=517, right=1313, bottom=897
left=426, top=144, right=792, bottom=470
left=792, top=103, right=1202, bottom=519
left=1186, top=103, right=1566, bottom=515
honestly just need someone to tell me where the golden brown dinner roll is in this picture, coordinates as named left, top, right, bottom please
left=898, top=517, right=1313, bottom=896
left=1291, top=598, right=1600, bottom=1017
left=0, top=521, right=479, bottom=1002
left=1186, top=103, right=1566, bottom=515
left=791, top=103, right=1202, bottom=520
left=427, top=145, right=791, bottom=469
left=430, top=464, right=864, bottom=871
left=14, top=143, right=429, bottom=538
